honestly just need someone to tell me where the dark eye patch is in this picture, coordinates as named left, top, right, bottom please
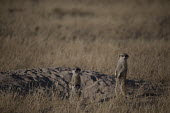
left=125, top=55, right=129, bottom=58
left=75, top=67, right=81, bottom=72
left=119, top=54, right=129, bottom=58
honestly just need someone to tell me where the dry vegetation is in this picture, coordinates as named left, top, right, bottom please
left=0, top=0, right=170, bottom=113
left=0, top=89, right=170, bottom=113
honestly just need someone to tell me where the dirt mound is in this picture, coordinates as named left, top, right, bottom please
left=0, top=67, right=161, bottom=103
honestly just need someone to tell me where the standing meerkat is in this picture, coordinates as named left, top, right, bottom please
left=115, top=53, right=129, bottom=98
left=69, top=67, right=81, bottom=102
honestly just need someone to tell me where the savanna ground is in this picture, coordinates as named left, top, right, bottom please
left=0, top=0, right=170, bottom=113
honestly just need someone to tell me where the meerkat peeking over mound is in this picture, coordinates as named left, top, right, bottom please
left=69, top=67, right=82, bottom=102
left=115, top=53, right=129, bottom=98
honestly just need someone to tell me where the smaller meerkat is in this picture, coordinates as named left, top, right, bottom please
left=115, top=53, right=129, bottom=98
left=69, top=67, right=81, bottom=102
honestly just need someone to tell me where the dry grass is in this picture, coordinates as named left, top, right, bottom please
left=0, top=0, right=170, bottom=113
left=0, top=90, right=170, bottom=113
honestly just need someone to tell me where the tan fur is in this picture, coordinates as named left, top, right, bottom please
left=115, top=53, right=129, bottom=98
left=70, top=71, right=81, bottom=86
left=69, top=67, right=81, bottom=102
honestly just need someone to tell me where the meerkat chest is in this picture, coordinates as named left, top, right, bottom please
left=117, top=60, right=128, bottom=71
left=118, top=60, right=126, bottom=66
left=72, top=75, right=81, bottom=84
left=124, top=62, right=128, bottom=69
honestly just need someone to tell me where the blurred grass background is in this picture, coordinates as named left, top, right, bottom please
left=0, top=0, right=169, bottom=82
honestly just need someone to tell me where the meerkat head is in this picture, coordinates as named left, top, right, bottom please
left=72, top=67, right=81, bottom=74
left=119, top=53, right=129, bottom=60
